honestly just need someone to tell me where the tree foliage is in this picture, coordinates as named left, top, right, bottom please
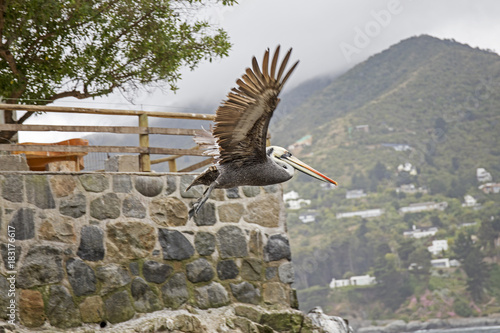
left=451, top=232, right=473, bottom=262
left=0, top=0, right=235, bottom=137
left=463, top=247, right=489, bottom=302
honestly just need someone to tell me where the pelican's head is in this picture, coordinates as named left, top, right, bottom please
left=266, top=146, right=338, bottom=186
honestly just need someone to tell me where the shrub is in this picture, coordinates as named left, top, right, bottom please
left=453, top=298, right=473, bottom=317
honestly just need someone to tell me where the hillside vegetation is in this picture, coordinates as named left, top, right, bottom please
left=269, top=35, right=500, bottom=321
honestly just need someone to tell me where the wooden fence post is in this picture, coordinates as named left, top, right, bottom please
left=168, top=159, right=178, bottom=172
left=139, top=114, right=150, bottom=172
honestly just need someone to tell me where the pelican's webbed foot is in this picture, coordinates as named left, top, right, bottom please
left=188, top=183, right=216, bottom=218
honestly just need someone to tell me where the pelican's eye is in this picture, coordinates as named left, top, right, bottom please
left=281, top=151, right=292, bottom=159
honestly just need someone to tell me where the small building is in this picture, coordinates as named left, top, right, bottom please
left=397, top=162, right=418, bottom=175
left=284, top=190, right=311, bottom=210
left=479, top=183, right=500, bottom=194
left=287, top=199, right=311, bottom=210
left=299, top=211, right=318, bottom=224
left=350, top=275, right=376, bottom=286
left=396, top=184, right=428, bottom=194
left=462, top=195, right=479, bottom=207
left=330, top=275, right=376, bottom=289
left=283, top=191, right=299, bottom=201
left=329, top=279, right=350, bottom=288
left=431, top=258, right=450, bottom=268
left=336, top=208, right=384, bottom=219
left=459, top=221, right=477, bottom=228
left=355, top=124, right=370, bottom=133
left=403, top=225, right=438, bottom=239
left=399, top=201, right=448, bottom=214
left=477, top=168, right=493, bottom=183
left=428, top=239, right=448, bottom=255
left=346, top=189, right=366, bottom=199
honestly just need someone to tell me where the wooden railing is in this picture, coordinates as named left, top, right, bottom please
left=0, top=104, right=216, bottom=172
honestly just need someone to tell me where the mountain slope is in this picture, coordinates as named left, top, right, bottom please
left=267, top=35, right=500, bottom=320
left=271, top=35, right=500, bottom=188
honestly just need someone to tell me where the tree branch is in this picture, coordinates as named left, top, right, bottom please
left=0, top=0, right=6, bottom=43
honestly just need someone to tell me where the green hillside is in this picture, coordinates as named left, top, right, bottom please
left=270, top=35, right=500, bottom=321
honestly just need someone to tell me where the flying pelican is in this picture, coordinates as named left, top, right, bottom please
left=187, top=46, right=337, bottom=217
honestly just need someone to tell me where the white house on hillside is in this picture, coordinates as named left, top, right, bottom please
left=336, top=208, right=384, bottom=219
left=283, top=191, right=311, bottom=210
left=428, top=239, right=448, bottom=255
left=397, top=162, right=418, bottom=175
left=477, top=168, right=493, bottom=183
left=404, top=225, right=438, bottom=238
left=299, top=211, right=318, bottom=224
left=431, top=258, right=460, bottom=268
left=330, top=275, right=376, bottom=289
left=346, top=189, right=366, bottom=199
left=399, top=201, right=448, bottom=214
left=462, top=195, right=479, bottom=207
left=284, top=191, right=299, bottom=201
left=479, top=183, right=500, bottom=194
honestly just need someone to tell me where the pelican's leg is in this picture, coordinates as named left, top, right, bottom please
left=189, top=182, right=216, bottom=218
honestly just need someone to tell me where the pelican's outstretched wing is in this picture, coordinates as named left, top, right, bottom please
left=193, top=126, right=220, bottom=160
left=213, top=46, right=299, bottom=167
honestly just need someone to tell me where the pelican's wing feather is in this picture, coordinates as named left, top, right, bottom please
left=193, top=126, right=220, bottom=159
left=213, top=46, right=299, bottom=166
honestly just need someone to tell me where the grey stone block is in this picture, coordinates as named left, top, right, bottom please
left=161, top=273, right=188, bottom=309
left=90, top=193, right=120, bottom=220
left=135, top=176, right=163, bottom=197
left=278, top=262, right=295, bottom=284
left=186, top=258, right=214, bottom=283
left=2, top=174, right=23, bottom=202
left=77, top=225, right=105, bottom=261
left=158, top=229, right=194, bottom=260
left=264, top=234, right=291, bottom=262
left=230, top=282, right=261, bottom=305
left=66, top=258, right=96, bottom=296
left=25, top=175, right=55, bottom=209
left=123, top=196, right=146, bottom=218
left=217, top=225, right=248, bottom=259
left=217, top=260, right=239, bottom=280
left=17, top=245, right=63, bottom=288
left=47, top=285, right=81, bottom=328
left=8, top=208, right=34, bottom=240
left=0, top=155, right=29, bottom=171
left=104, top=291, right=135, bottom=324
left=112, top=174, right=132, bottom=193
left=79, top=174, right=109, bottom=192
left=143, top=260, right=173, bottom=284
left=96, top=264, right=131, bottom=295
left=59, top=193, right=86, bottom=218
left=195, top=282, right=229, bottom=309
left=195, top=232, right=216, bottom=256
left=131, top=277, right=162, bottom=313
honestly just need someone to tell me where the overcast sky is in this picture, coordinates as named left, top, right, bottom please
left=20, top=0, right=500, bottom=142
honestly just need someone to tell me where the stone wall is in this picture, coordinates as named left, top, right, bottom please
left=0, top=171, right=297, bottom=330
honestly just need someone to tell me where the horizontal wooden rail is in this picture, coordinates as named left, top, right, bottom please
left=0, top=103, right=216, bottom=172
left=178, top=158, right=213, bottom=173
left=0, top=103, right=216, bottom=120
left=0, top=124, right=205, bottom=136
left=1, top=144, right=206, bottom=156
left=151, top=146, right=202, bottom=164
